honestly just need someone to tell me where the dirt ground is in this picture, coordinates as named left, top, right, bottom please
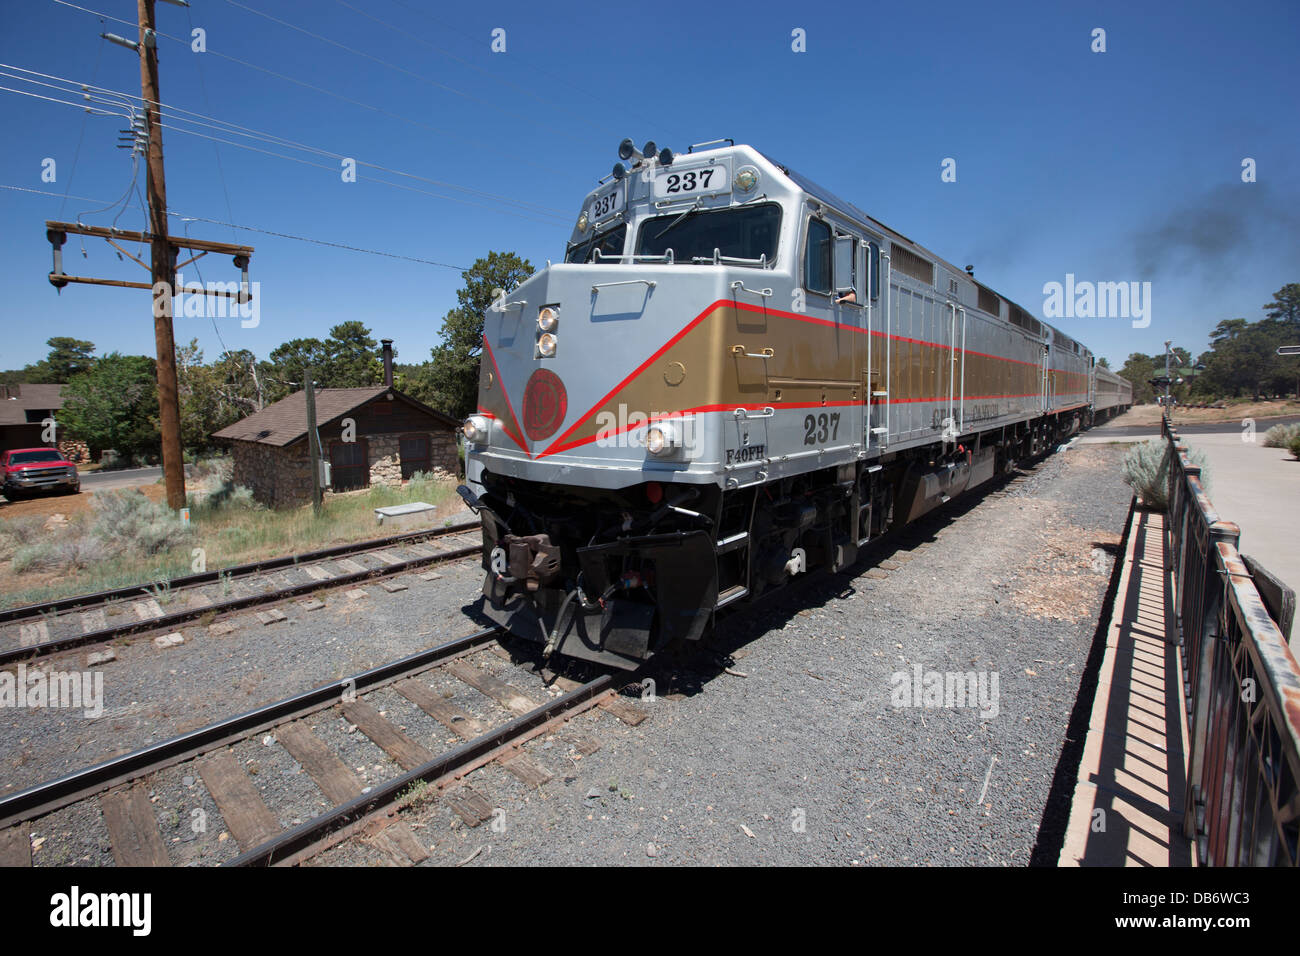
left=1110, top=400, right=1300, bottom=428
left=0, top=483, right=167, bottom=520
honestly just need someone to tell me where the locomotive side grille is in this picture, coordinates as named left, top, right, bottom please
left=977, top=286, right=1000, bottom=317
left=890, top=244, right=934, bottom=286
left=1008, top=304, right=1043, bottom=338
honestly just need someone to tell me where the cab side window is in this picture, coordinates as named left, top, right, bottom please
left=804, top=218, right=832, bottom=295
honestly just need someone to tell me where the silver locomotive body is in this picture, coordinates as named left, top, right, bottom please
left=463, top=142, right=1130, bottom=668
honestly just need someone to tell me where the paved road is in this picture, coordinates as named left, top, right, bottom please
left=80, top=466, right=164, bottom=491
left=1089, top=415, right=1300, bottom=439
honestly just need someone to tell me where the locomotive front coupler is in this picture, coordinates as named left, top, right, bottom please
left=457, top=484, right=512, bottom=536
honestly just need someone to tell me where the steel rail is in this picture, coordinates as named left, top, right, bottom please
left=0, top=543, right=484, bottom=667
left=0, top=626, right=503, bottom=830
left=229, top=671, right=622, bottom=866
left=0, top=519, right=481, bottom=624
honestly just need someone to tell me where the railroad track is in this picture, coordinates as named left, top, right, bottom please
left=0, top=626, right=648, bottom=867
left=0, top=520, right=485, bottom=665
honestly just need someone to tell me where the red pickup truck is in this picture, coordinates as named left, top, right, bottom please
left=1, top=447, right=81, bottom=500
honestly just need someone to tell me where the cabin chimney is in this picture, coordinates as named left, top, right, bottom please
left=381, top=339, right=394, bottom=389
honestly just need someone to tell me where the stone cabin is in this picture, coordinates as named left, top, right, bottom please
left=212, top=353, right=460, bottom=508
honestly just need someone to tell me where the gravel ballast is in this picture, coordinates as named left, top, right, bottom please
left=313, top=442, right=1135, bottom=866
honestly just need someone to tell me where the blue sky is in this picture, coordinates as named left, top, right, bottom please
left=1, top=0, right=1297, bottom=371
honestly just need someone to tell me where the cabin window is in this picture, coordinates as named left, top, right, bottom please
left=399, top=434, right=431, bottom=480
left=329, top=440, right=369, bottom=492
left=803, top=218, right=833, bottom=294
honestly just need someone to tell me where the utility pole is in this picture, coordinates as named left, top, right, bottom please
left=137, top=0, right=185, bottom=510
left=44, top=0, right=254, bottom=514
left=304, top=370, right=322, bottom=515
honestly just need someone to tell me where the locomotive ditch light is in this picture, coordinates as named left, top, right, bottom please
left=645, top=422, right=678, bottom=456
left=618, top=138, right=640, bottom=161
left=538, top=306, right=559, bottom=332
left=537, top=332, right=558, bottom=358
left=463, top=416, right=490, bottom=444
left=576, top=211, right=589, bottom=233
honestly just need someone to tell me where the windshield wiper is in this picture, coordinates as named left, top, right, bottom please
left=654, top=199, right=703, bottom=240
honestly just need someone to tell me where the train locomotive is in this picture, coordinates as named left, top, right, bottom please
left=460, top=139, right=1132, bottom=669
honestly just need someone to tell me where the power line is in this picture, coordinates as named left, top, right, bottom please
left=2, top=64, right=573, bottom=222
left=1, top=184, right=472, bottom=270
left=184, top=1, right=238, bottom=244
left=47, top=0, right=575, bottom=176
left=222, top=0, right=561, bottom=138
left=333, top=0, right=608, bottom=136
left=59, top=31, right=107, bottom=218
left=383, top=0, right=672, bottom=141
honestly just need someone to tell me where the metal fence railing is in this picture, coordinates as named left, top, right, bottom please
left=1163, top=416, right=1300, bottom=865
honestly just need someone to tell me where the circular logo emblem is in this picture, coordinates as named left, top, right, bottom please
left=522, top=368, right=567, bottom=442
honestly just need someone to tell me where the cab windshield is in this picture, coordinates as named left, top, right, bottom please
left=636, top=203, right=781, bottom=264
left=566, top=224, right=626, bottom=264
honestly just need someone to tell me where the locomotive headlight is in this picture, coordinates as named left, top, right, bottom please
left=645, top=422, right=678, bottom=456
left=576, top=211, right=589, bottom=233
left=537, top=332, right=558, bottom=358
left=538, top=306, right=559, bottom=332
left=462, top=415, right=490, bottom=444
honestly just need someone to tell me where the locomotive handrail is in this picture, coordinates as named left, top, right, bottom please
left=590, top=278, right=657, bottom=293
left=731, top=346, right=774, bottom=360
left=732, top=406, right=775, bottom=419
left=592, top=249, right=674, bottom=265
left=687, top=138, right=734, bottom=152
left=730, top=280, right=773, bottom=298
left=692, top=252, right=770, bottom=269
left=1161, top=414, right=1300, bottom=865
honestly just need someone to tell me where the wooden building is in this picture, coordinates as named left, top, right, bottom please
left=212, top=343, right=460, bottom=508
left=0, top=384, right=65, bottom=452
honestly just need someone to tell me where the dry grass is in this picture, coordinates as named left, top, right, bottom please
left=0, top=475, right=466, bottom=609
left=1111, top=399, right=1300, bottom=428
left=1009, top=511, right=1122, bottom=624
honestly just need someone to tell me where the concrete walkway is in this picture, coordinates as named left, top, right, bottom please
left=1060, top=508, right=1195, bottom=866
left=1178, top=429, right=1300, bottom=595
left=1078, top=422, right=1297, bottom=592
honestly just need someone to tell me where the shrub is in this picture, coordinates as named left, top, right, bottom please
left=0, top=516, right=47, bottom=547
left=1122, top=440, right=1172, bottom=509
left=90, top=490, right=190, bottom=555
left=191, top=455, right=233, bottom=482
left=188, top=480, right=259, bottom=516
left=1263, top=423, right=1300, bottom=448
left=14, top=534, right=108, bottom=572
left=1289, top=434, right=1300, bottom=461
left=1122, top=440, right=1213, bottom=509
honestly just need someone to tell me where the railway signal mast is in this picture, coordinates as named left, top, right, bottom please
left=43, top=0, right=253, bottom=511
